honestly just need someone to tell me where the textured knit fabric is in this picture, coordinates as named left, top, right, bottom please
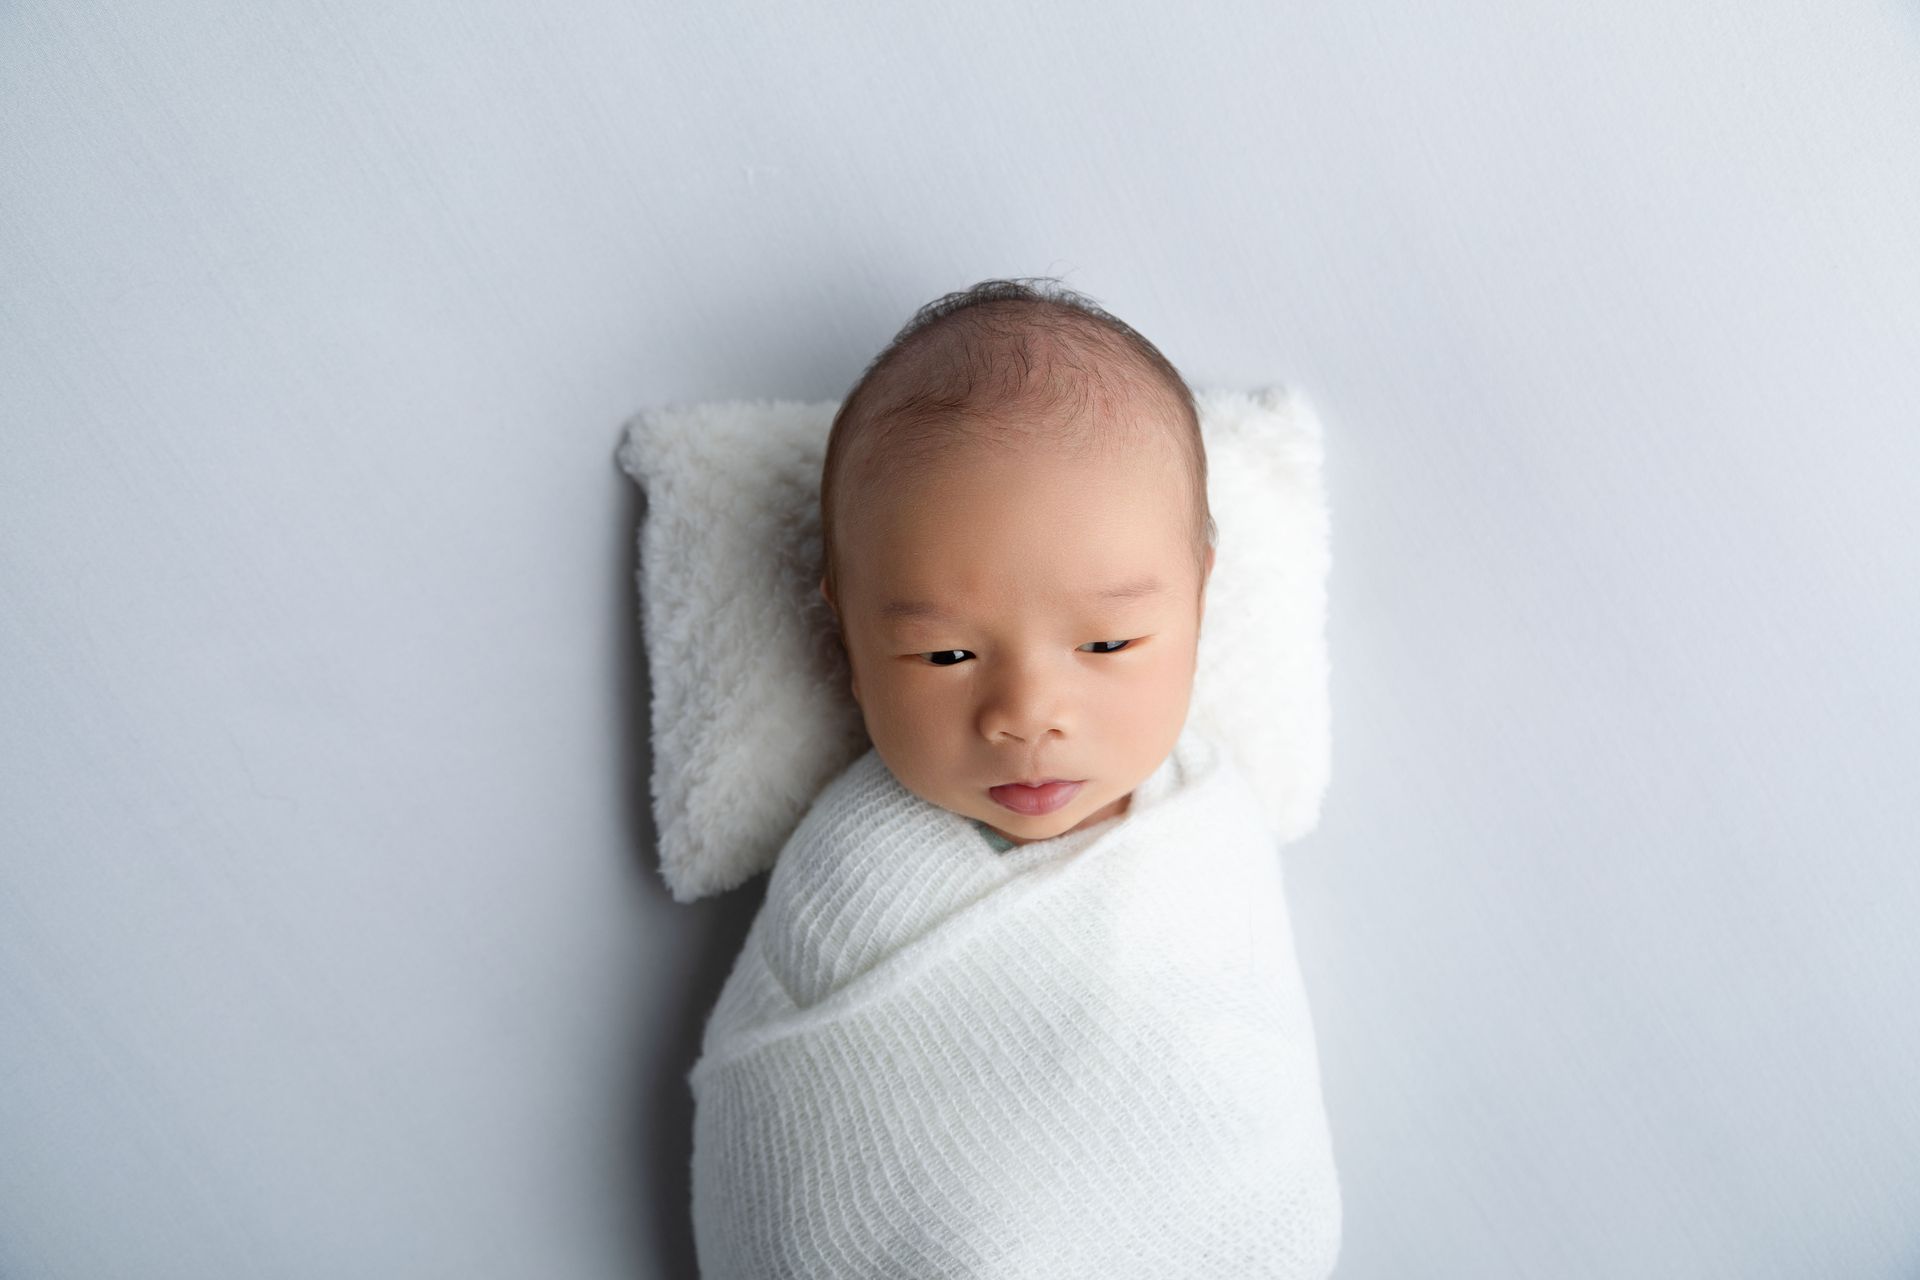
left=687, top=724, right=1343, bottom=1278
left=971, top=818, right=1019, bottom=854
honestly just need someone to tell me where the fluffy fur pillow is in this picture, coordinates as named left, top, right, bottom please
left=615, top=386, right=1331, bottom=903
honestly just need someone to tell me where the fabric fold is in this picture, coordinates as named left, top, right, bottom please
left=688, top=725, right=1342, bottom=1279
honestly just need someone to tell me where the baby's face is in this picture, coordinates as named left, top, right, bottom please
left=822, top=424, right=1212, bottom=847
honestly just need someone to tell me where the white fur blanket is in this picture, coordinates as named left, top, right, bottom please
left=687, top=725, right=1343, bottom=1278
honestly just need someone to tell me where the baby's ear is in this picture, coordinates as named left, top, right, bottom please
left=820, top=579, right=849, bottom=646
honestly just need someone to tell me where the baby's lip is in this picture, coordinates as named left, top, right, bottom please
left=987, top=778, right=1084, bottom=816
left=996, top=776, right=1078, bottom=787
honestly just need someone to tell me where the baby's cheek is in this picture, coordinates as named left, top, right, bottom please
left=1134, top=651, right=1198, bottom=718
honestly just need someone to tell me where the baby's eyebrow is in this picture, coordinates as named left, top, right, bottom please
left=880, top=576, right=1168, bottom=623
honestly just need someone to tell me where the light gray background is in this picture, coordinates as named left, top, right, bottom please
left=4, top=2, right=1917, bottom=1276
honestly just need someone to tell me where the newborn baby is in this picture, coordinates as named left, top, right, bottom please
left=817, top=278, right=1216, bottom=852
left=688, top=278, right=1342, bottom=1279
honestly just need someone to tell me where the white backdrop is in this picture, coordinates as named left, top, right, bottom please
left=5, top=2, right=1919, bottom=1276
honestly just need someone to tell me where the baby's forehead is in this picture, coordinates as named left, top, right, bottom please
left=841, top=425, right=1188, bottom=553
left=849, top=410, right=1175, bottom=508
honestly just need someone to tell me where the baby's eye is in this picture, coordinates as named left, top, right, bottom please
left=917, top=640, right=1135, bottom=667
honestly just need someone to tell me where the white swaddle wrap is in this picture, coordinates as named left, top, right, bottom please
left=687, top=723, right=1342, bottom=1278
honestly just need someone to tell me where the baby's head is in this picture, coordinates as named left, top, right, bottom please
left=818, top=278, right=1216, bottom=846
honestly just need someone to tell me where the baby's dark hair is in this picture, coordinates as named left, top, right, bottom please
left=819, top=277, right=1216, bottom=607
